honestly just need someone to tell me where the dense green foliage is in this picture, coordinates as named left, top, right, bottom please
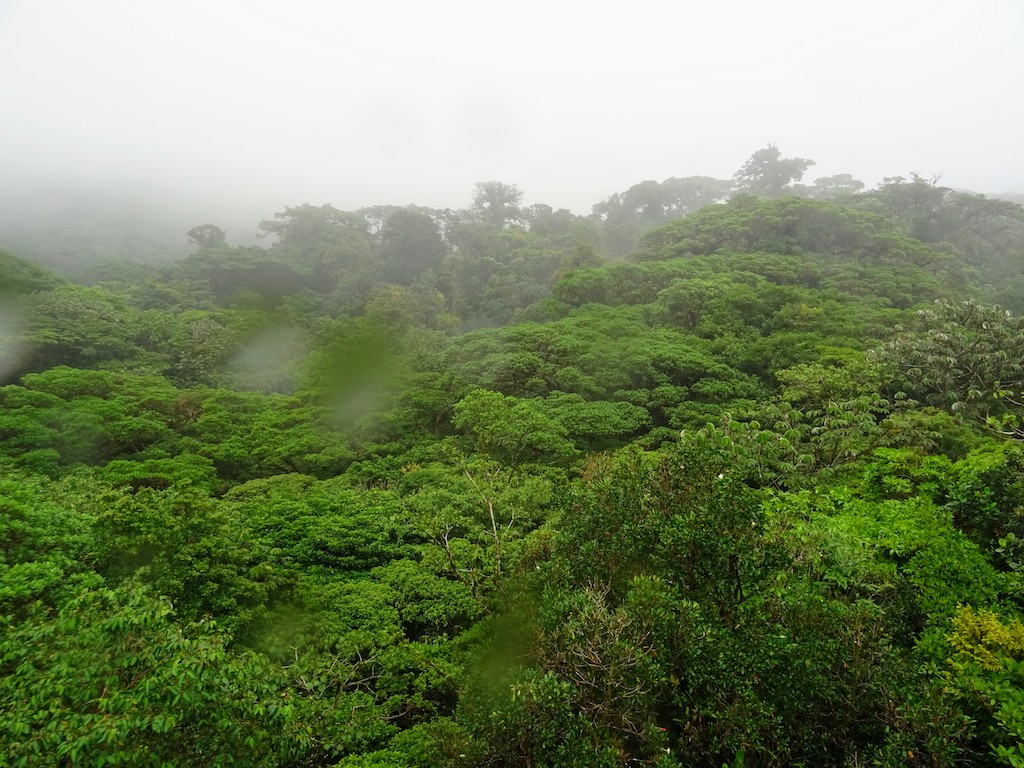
left=2, top=157, right=1024, bottom=765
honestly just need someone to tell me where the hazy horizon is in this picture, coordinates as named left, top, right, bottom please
left=2, top=0, right=1022, bottom=250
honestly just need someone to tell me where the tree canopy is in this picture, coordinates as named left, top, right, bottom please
left=2, top=163, right=1024, bottom=766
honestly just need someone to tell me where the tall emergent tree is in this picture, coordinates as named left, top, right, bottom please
left=185, top=224, right=227, bottom=249
left=471, top=181, right=523, bottom=227
left=733, top=144, right=816, bottom=197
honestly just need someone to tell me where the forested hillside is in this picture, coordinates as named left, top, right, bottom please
left=3, top=155, right=1024, bottom=767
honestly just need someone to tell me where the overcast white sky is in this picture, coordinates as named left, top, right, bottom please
left=1, top=0, right=1022, bottom=223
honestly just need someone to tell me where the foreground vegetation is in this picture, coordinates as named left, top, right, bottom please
left=2, top=151, right=1024, bottom=766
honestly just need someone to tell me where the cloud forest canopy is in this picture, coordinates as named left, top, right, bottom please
left=2, top=152, right=1024, bottom=766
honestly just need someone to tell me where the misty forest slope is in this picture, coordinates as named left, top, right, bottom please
left=3, top=159, right=1024, bottom=767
